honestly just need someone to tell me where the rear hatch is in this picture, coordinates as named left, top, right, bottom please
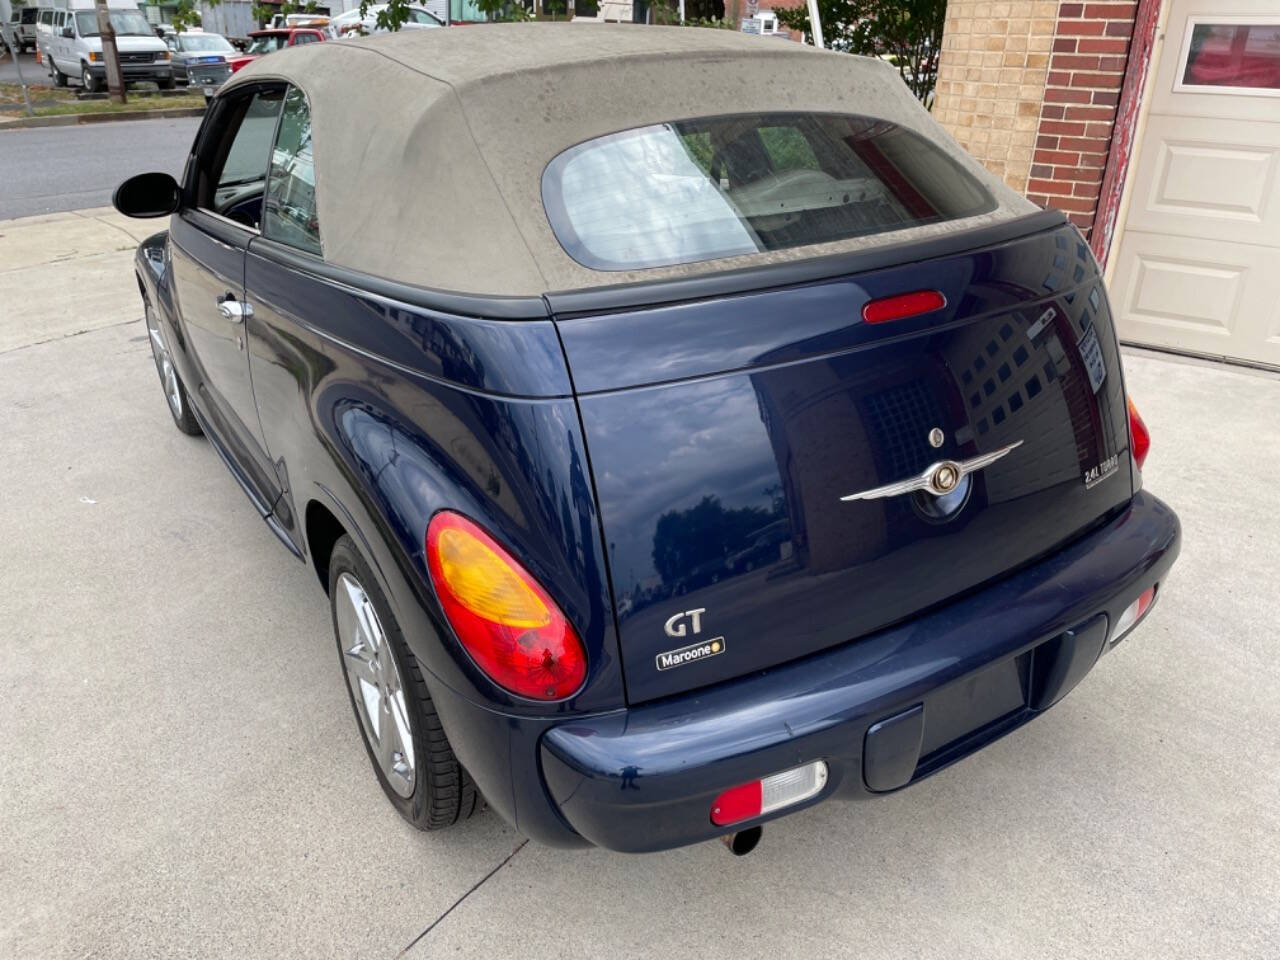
left=552, top=218, right=1135, bottom=703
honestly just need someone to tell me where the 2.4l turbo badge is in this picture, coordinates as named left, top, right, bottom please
left=656, top=637, right=725, bottom=671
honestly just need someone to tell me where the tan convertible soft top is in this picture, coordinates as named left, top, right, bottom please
left=229, top=24, right=1036, bottom=296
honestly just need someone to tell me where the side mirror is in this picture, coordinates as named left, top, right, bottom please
left=113, top=172, right=182, bottom=219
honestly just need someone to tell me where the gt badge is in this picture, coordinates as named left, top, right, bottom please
left=663, top=608, right=706, bottom=638
left=656, top=636, right=725, bottom=671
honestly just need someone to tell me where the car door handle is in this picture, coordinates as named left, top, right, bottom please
left=217, top=296, right=253, bottom=323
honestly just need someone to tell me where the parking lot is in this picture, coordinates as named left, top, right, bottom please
left=1, top=207, right=1278, bottom=959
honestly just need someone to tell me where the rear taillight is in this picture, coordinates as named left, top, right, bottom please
left=710, top=761, right=828, bottom=827
left=1128, top=397, right=1150, bottom=470
left=425, top=511, right=586, bottom=701
left=861, top=290, right=947, bottom=324
left=1111, top=585, right=1156, bottom=644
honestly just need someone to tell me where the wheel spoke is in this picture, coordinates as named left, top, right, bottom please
left=343, top=641, right=378, bottom=687
left=387, top=692, right=415, bottom=773
left=375, top=697, right=397, bottom=768
left=334, top=572, right=415, bottom=798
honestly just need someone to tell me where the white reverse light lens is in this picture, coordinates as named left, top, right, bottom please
left=761, top=761, right=828, bottom=815
left=1111, top=585, right=1156, bottom=644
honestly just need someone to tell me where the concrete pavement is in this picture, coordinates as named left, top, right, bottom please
left=1, top=210, right=1278, bottom=959
left=0, top=208, right=160, bottom=352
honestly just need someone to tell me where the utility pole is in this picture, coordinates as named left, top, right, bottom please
left=94, top=0, right=126, bottom=105
left=2, top=24, right=35, bottom=117
left=806, top=0, right=824, bottom=48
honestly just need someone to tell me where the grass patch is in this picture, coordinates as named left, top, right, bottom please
left=0, top=82, right=204, bottom=117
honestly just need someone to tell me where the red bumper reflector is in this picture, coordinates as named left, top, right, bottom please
left=862, top=290, right=947, bottom=324
left=710, top=780, right=763, bottom=827
left=710, top=762, right=829, bottom=827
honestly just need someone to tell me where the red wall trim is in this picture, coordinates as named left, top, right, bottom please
left=1091, top=0, right=1163, bottom=269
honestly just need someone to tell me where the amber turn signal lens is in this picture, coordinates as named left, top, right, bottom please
left=426, top=512, right=586, bottom=701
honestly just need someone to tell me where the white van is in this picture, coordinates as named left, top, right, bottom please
left=44, top=0, right=172, bottom=92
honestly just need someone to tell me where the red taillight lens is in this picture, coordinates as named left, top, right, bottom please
left=861, top=290, right=947, bottom=324
left=425, top=512, right=586, bottom=701
left=1128, top=397, right=1150, bottom=470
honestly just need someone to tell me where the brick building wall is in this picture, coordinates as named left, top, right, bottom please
left=936, top=1, right=1141, bottom=239
left=933, top=2, right=1061, bottom=195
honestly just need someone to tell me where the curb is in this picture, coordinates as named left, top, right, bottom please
left=0, top=106, right=205, bottom=130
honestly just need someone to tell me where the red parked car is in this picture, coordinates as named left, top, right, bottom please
left=228, top=28, right=326, bottom=73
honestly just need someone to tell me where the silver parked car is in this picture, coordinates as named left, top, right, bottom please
left=326, top=4, right=443, bottom=39
left=166, top=30, right=234, bottom=98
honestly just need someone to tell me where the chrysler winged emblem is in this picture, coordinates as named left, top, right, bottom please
left=840, top=440, right=1023, bottom=503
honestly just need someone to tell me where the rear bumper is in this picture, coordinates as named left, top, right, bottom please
left=434, top=491, right=1180, bottom=853
left=85, top=63, right=172, bottom=80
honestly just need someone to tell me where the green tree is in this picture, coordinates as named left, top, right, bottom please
left=473, top=0, right=532, bottom=21
left=773, top=0, right=945, bottom=104
left=170, top=0, right=204, bottom=32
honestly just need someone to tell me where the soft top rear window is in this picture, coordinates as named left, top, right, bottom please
left=542, top=112, right=996, bottom=272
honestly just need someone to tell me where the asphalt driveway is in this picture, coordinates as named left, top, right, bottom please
left=1, top=209, right=1278, bottom=959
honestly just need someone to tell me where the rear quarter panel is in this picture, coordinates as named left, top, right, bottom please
left=240, top=244, right=624, bottom=713
left=239, top=244, right=624, bottom=838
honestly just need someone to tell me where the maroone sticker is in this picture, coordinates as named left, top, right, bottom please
left=655, top=636, right=726, bottom=671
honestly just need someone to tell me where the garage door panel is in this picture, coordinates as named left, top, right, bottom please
left=1125, top=116, right=1280, bottom=243
left=1113, top=232, right=1280, bottom=366
left=1110, top=0, right=1280, bottom=368
left=1128, top=255, right=1244, bottom=334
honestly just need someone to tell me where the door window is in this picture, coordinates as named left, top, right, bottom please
left=262, top=86, right=322, bottom=256
left=1176, top=19, right=1280, bottom=95
left=193, top=86, right=286, bottom=230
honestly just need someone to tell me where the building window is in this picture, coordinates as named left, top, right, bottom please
left=1176, top=18, right=1280, bottom=95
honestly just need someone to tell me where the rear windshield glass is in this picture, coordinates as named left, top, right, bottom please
left=542, top=113, right=996, bottom=272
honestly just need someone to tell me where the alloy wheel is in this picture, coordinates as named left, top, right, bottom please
left=335, top=572, right=416, bottom=798
left=145, top=308, right=183, bottom=420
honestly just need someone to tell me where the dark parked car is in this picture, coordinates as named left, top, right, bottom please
left=112, top=25, right=1179, bottom=855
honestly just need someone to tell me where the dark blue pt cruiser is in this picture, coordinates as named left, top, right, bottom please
left=113, top=25, right=1180, bottom=854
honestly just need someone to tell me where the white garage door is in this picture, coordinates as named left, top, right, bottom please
left=1110, top=0, right=1280, bottom=368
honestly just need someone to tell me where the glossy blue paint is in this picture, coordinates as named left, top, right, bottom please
left=240, top=240, right=624, bottom=717
left=132, top=207, right=1181, bottom=853
left=539, top=492, right=1179, bottom=853
left=562, top=222, right=1135, bottom=703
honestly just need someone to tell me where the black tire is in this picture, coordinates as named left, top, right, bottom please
left=51, top=60, right=67, bottom=87
left=328, top=535, right=482, bottom=830
left=157, top=74, right=174, bottom=90
left=81, top=64, right=102, bottom=92
left=144, top=304, right=202, bottom=437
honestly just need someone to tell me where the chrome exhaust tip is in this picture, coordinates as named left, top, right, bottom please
left=719, top=825, right=762, bottom=857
